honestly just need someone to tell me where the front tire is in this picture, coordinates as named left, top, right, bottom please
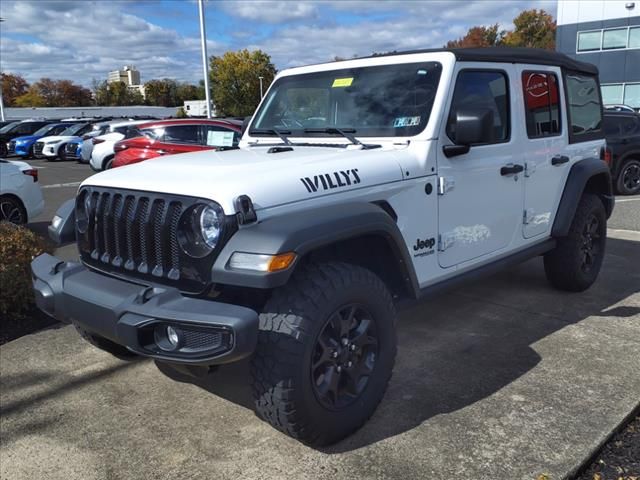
left=544, top=194, right=606, bottom=292
left=616, top=158, right=640, bottom=195
left=250, top=262, right=397, bottom=446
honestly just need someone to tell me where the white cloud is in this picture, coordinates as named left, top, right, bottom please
left=220, top=1, right=318, bottom=23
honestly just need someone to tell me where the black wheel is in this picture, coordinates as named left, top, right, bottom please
left=0, top=143, right=7, bottom=158
left=103, top=156, right=114, bottom=170
left=544, top=194, right=606, bottom=292
left=74, top=324, right=138, bottom=361
left=616, top=158, right=640, bottom=195
left=26, top=145, right=34, bottom=159
left=0, top=195, right=27, bottom=224
left=58, top=145, right=67, bottom=161
left=250, top=262, right=396, bottom=446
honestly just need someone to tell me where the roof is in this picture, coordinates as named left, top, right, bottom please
left=136, top=118, right=243, bottom=130
left=363, top=47, right=598, bottom=75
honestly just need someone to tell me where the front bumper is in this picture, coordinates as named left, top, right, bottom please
left=31, top=253, right=258, bottom=365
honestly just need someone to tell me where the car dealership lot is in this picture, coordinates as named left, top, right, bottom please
left=1, top=158, right=639, bottom=479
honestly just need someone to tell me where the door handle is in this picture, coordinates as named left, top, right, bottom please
left=156, top=150, right=167, bottom=155
left=500, top=164, right=524, bottom=176
left=551, top=155, right=569, bottom=166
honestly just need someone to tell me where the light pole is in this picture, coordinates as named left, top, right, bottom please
left=258, top=76, right=264, bottom=99
left=198, top=0, right=212, bottom=118
left=0, top=18, right=5, bottom=121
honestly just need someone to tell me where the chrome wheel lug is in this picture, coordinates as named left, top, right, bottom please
left=336, top=365, right=342, bottom=373
left=332, top=351, right=339, bottom=358
left=347, top=361, right=353, bottom=368
left=349, top=344, right=356, bottom=351
left=341, top=338, right=349, bottom=346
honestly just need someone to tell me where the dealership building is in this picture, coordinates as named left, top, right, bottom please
left=556, top=0, right=640, bottom=108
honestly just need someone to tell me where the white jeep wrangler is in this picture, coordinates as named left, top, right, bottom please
left=33, top=47, right=614, bottom=446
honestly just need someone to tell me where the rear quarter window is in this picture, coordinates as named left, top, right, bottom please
left=564, top=72, right=603, bottom=143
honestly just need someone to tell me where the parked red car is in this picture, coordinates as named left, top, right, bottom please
left=112, top=118, right=243, bottom=168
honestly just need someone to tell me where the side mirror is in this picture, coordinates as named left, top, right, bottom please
left=443, top=107, right=494, bottom=158
left=241, top=116, right=252, bottom=136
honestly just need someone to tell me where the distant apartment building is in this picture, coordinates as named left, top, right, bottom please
left=108, top=65, right=141, bottom=86
left=108, top=65, right=145, bottom=99
left=556, top=0, right=640, bottom=108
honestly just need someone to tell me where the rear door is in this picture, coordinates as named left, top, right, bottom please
left=518, top=67, right=568, bottom=238
left=437, top=65, right=525, bottom=268
left=157, top=124, right=209, bottom=155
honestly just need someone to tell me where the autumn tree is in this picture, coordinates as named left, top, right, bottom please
left=209, top=49, right=276, bottom=117
left=503, top=9, right=556, bottom=49
left=94, top=80, right=144, bottom=106
left=144, top=79, right=179, bottom=107
left=446, top=24, right=505, bottom=48
left=14, top=78, right=92, bottom=107
left=1, top=73, right=29, bottom=106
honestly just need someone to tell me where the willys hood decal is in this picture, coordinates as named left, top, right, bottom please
left=82, top=145, right=405, bottom=213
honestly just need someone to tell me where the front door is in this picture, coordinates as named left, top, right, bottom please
left=437, top=66, right=524, bottom=268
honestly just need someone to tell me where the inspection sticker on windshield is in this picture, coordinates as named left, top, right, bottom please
left=332, top=77, right=354, bottom=88
left=393, top=116, right=421, bottom=127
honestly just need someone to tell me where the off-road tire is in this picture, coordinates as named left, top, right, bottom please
left=616, top=158, right=640, bottom=195
left=74, top=324, right=138, bottom=360
left=250, top=262, right=397, bottom=446
left=544, top=194, right=606, bottom=292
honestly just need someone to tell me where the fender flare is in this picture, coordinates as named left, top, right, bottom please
left=551, top=157, right=614, bottom=237
left=212, top=202, right=419, bottom=294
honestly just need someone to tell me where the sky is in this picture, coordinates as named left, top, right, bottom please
left=0, top=0, right=557, bottom=87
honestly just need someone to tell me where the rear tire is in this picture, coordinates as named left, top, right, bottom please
left=74, top=324, right=138, bottom=361
left=103, top=156, right=114, bottom=170
left=250, top=262, right=397, bottom=446
left=544, top=194, right=606, bottom=292
left=616, top=158, right=640, bottom=195
left=0, top=195, right=27, bottom=224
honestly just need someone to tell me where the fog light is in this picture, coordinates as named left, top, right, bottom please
left=167, top=326, right=180, bottom=347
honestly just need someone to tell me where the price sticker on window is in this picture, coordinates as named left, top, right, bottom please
left=207, top=130, right=234, bottom=147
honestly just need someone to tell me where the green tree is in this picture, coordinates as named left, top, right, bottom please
left=1, top=73, right=29, bottom=107
left=445, top=24, right=505, bottom=48
left=14, top=88, right=46, bottom=107
left=209, top=49, right=276, bottom=117
left=144, top=79, right=179, bottom=107
left=13, top=78, right=92, bottom=107
left=94, top=80, right=142, bottom=106
left=503, top=9, right=556, bottom=49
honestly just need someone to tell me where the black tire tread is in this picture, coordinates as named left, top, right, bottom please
left=544, top=194, right=606, bottom=292
left=250, top=261, right=395, bottom=445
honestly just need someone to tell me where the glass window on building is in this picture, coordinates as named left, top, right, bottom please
left=601, top=84, right=624, bottom=105
left=602, top=28, right=628, bottom=50
left=624, top=83, right=640, bottom=109
left=578, top=31, right=602, bottom=51
left=630, top=27, right=640, bottom=49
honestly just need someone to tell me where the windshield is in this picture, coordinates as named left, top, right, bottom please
left=61, top=123, right=87, bottom=136
left=0, top=122, right=20, bottom=134
left=251, top=61, right=442, bottom=138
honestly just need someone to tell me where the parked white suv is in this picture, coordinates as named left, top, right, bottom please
left=89, top=120, right=148, bottom=171
left=0, top=159, right=44, bottom=224
left=33, top=48, right=613, bottom=446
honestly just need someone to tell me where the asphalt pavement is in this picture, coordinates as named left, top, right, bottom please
left=1, top=157, right=639, bottom=480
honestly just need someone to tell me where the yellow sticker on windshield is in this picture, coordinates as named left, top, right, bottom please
left=332, top=77, right=353, bottom=88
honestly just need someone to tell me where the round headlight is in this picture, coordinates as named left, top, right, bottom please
left=199, top=205, right=221, bottom=249
left=178, top=203, right=224, bottom=258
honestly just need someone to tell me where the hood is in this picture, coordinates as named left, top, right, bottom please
left=38, top=135, right=79, bottom=143
left=82, top=145, right=406, bottom=213
left=12, top=135, right=40, bottom=144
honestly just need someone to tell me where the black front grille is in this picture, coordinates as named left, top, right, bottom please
left=8, top=141, right=16, bottom=154
left=77, top=187, right=233, bottom=294
left=65, top=143, right=80, bottom=159
left=34, top=142, right=44, bottom=156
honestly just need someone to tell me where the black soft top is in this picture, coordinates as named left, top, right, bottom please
left=365, top=47, right=598, bottom=75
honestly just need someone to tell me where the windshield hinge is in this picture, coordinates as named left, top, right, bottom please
left=438, top=233, right=456, bottom=252
left=524, top=162, right=535, bottom=178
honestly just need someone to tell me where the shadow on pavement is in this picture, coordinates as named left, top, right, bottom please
left=102, top=237, right=640, bottom=452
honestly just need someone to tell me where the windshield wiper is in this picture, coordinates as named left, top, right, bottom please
left=303, top=127, right=380, bottom=149
left=250, top=128, right=292, bottom=145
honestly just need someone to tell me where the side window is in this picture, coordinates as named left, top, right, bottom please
left=204, top=125, right=240, bottom=147
left=446, top=70, right=509, bottom=144
left=162, top=125, right=200, bottom=145
left=522, top=71, right=561, bottom=138
left=603, top=117, right=622, bottom=136
left=565, top=73, right=603, bottom=140
left=16, top=123, right=36, bottom=134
